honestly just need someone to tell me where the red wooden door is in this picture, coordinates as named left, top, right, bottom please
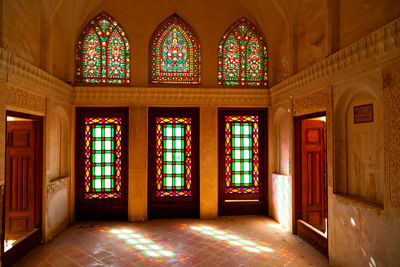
left=301, top=120, right=326, bottom=232
left=5, top=121, right=36, bottom=237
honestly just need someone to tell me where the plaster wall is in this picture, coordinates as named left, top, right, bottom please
left=339, top=0, right=400, bottom=49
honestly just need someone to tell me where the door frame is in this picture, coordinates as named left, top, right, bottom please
left=218, top=108, right=268, bottom=216
left=75, top=107, right=129, bottom=220
left=293, top=111, right=328, bottom=256
left=147, top=107, right=200, bottom=218
left=2, top=110, right=43, bottom=266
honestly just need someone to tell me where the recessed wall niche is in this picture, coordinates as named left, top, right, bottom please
left=334, top=91, right=384, bottom=206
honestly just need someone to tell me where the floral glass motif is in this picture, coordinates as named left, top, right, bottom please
left=156, top=117, right=192, bottom=197
left=84, top=117, right=122, bottom=199
left=218, top=17, right=268, bottom=87
left=150, top=14, right=200, bottom=84
left=76, top=12, right=130, bottom=84
left=224, top=116, right=259, bottom=193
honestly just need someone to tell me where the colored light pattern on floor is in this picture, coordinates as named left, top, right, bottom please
left=189, top=225, right=275, bottom=254
left=104, top=228, right=176, bottom=258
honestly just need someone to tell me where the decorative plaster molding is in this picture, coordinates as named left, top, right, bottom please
left=47, top=176, right=69, bottom=194
left=0, top=48, right=72, bottom=102
left=270, top=18, right=400, bottom=105
left=6, top=85, right=47, bottom=114
left=73, top=87, right=269, bottom=107
left=382, top=59, right=400, bottom=208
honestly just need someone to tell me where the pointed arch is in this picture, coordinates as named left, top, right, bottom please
left=76, top=12, right=131, bottom=85
left=150, top=14, right=201, bottom=84
left=218, top=17, right=268, bottom=87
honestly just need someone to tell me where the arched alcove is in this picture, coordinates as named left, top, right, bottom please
left=334, top=85, right=384, bottom=205
left=271, top=107, right=290, bottom=175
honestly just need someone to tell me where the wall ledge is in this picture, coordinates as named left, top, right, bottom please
left=0, top=48, right=72, bottom=102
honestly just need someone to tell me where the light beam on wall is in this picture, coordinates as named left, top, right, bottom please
left=272, top=174, right=292, bottom=231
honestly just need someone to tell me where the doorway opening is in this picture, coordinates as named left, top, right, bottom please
left=2, top=111, right=43, bottom=266
left=294, top=112, right=328, bottom=257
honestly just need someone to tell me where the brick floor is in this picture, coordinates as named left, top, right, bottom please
left=15, top=216, right=329, bottom=266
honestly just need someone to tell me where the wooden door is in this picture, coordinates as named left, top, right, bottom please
left=301, top=119, right=326, bottom=232
left=148, top=108, right=199, bottom=218
left=5, top=121, right=36, bottom=238
left=218, top=109, right=268, bottom=215
left=75, top=108, right=129, bottom=220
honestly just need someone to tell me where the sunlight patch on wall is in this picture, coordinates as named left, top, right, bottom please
left=272, top=174, right=292, bottom=231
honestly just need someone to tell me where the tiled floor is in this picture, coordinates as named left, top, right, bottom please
left=15, top=216, right=329, bottom=266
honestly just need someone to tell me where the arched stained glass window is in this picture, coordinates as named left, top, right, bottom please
left=150, top=14, right=201, bottom=84
left=76, top=12, right=130, bottom=85
left=218, top=17, right=268, bottom=87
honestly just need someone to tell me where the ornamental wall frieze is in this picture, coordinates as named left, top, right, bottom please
left=73, top=87, right=269, bottom=107
left=6, top=85, right=47, bottom=114
left=0, top=48, right=72, bottom=101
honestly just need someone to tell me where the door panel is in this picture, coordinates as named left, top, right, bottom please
left=148, top=108, right=199, bottom=218
left=218, top=109, right=267, bottom=215
left=75, top=108, right=129, bottom=220
left=5, top=121, right=36, bottom=238
left=301, top=120, right=325, bottom=232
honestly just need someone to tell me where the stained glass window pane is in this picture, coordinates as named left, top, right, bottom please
left=224, top=116, right=259, bottom=194
left=84, top=117, right=122, bottom=199
left=156, top=117, right=192, bottom=197
left=151, top=14, right=200, bottom=84
left=218, top=17, right=267, bottom=87
left=76, top=12, right=130, bottom=85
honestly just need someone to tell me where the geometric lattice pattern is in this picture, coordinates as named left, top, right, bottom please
left=156, top=117, right=192, bottom=197
left=224, top=116, right=259, bottom=194
left=84, top=117, right=122, bottom=199
left=218, top=17, right=268, bottom=87
left=76, top=12, right=130, bottom=85
left=150, top=14, right=201, bottom=84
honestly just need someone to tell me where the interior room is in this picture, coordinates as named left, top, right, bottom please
left=0, top=0, right=399, bottom=266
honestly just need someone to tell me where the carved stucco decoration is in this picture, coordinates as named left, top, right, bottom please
left=6, top=86, right=47, bottom=114
left=47, top=177, right=69, bottom=194
left=382, top=58, right=400, bottom=207
left=293, top=88, right=334, bottom=186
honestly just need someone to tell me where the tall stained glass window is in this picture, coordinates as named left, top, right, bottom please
left=150, top=14, right=201, bottom=84
left=76, top=12, right=130, bottom=84
left=155, top=117, right=192, bottom=197
left=224, top=115, right=259, bottom=194
left=218, top=17, right=268, bottom=87
left=84, top=117, right=122, bottom=199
